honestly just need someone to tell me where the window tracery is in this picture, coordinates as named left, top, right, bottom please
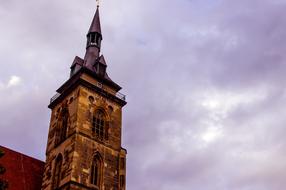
left=55, top=102, right=69, bottom=146
left=92, top=110, right=108, bottom=140
left=90, top=154, right=102, bottom=188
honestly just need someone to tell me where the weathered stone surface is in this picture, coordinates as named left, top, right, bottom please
left=42, top=73, right=126, bottom=190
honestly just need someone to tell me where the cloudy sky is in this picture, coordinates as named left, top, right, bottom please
left=1, top=0, right=286, bottom=189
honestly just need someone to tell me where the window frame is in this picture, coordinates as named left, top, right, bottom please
left=52, top=154, right=63, bottom=189
left=90, top=154, right=103, bottom=189
left=92, top=109, right=108, bottom=141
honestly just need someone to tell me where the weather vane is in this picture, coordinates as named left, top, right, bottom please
left=96, top=0, right=100, bottom=7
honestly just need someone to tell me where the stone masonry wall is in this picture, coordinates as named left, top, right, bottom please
left=42, top=74, right=126, bottom=190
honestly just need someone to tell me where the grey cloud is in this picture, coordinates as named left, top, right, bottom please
left=1, top=0, right=286, bottom=190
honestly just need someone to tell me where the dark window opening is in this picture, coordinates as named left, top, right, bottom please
left=96, top=35, right=101, bottom=47
left=91, top=34, right=96, bottom=43
left=54, top=132, right=60, bottom=147
left=108, top=106, right=113, bottom=114
left=69, top=97, right=74, bottom=104
left=70, top=67, right=75, bottom=77
left=92, top=110, right=107, bottom=140
left=53, top=155, right=63, bottom=189
left=60, top=107, right=68, bottom=142
left=120, top=157, right=125, bottom=170
left=91, top=155, right=101, bottom=187
left=55, top=105, right=69, bottom=147
left=89, top=96, right=95, bottom=104
left=120, top=175, right=125, bottom=189
left=89, top=33, right=97, bottom=46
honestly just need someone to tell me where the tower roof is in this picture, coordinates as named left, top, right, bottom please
left=50, top=5, right=126, bottom=109
left=99, top=55, right=107, bottom=66
left=88, top=6, right=102, bottom=35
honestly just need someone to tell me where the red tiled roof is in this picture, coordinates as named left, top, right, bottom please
left=0, top=146, right=45, bottom=190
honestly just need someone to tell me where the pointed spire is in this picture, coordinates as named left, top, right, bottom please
left=88, top=6, right=101, bottom=35
left=84, top=5, right=103, bottom=68
left=66, top=3, right=123, bottom=94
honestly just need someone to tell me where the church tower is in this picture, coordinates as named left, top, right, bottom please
left=41, top=6, right=127, bottom=190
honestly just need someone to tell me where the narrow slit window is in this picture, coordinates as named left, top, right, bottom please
left=120, top=175, right=125, bottom=189
left=120, top=157, right=125, bottom=170
left=91, top=34, right=96, bottom=44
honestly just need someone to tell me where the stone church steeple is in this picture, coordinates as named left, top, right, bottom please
left=84, top=6, right=102, bottom=68
left=41, top=5, right=127, bottom=190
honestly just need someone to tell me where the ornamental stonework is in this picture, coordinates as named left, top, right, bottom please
left=41, top=6, right=127, bottom=190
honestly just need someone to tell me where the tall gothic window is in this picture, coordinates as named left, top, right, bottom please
left=52, top=154, right=63, bottom=189
left=92, top=110, right=107, bottom=140
left=120, top=157, right=125, bottom=170
left=90, top=155, right=102, bottom=187
left=55, top=105, right=69, bottom=147
left=60, top=106, right=69, bottom=142
left=120, top=175, right=125, bottom=189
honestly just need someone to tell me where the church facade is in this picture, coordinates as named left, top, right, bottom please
left=40, top=6, right=127, bottom=190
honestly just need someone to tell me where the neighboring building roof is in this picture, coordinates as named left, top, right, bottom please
left=0, top=146, right=45, bottom=190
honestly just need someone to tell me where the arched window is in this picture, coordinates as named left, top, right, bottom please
left=92, top=110, right=107, bottom=140
left=55, top=105, right=69, bottom=147
left=60, top=106, right=69, bottom=142
left=52, top=154, right=63, bottom=189
left=120, top=175, right=125, bottom=189
left=96, top=35, right=102, bottom=47
left=90, top=154, right=102, bottom=187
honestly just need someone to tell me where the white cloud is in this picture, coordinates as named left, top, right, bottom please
left=7, top=75, right=21, bottom=87
left=1, top=1, right=286, bottom=190
left=201, top=126, right=223, bottom=143
left=0, top=75, right=22, bottom=90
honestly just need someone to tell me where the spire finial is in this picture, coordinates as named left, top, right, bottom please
left=87, top=3, right=102, bottom=35
left=96, top=0, right=100, bottom=8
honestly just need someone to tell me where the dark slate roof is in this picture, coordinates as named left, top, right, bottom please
left=71, top=56, right=84, bottom=68
left=0, top=146, right=45, bottom=190
left=63, top=6, right=123, bottom=102
left=99, top=55, right=107, bottom=65
left=70, top=54, right=121, bottom=90
left=88, top=7, right=101, bottom=34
